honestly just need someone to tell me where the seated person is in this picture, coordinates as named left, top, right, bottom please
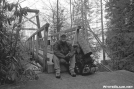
left=53, top=33, right=76, bottom=78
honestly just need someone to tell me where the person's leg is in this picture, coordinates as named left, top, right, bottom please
left=69, top=55, right=76, bottom=77
left=69, top=55, right=75, bottom=70
left=53, top=55, right=60, bottom=78
left=60, top=59, right=69, bottom=73
left=60, top=59, right=67, bottom=64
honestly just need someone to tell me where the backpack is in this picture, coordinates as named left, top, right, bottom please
left=75, top=48, right=97, bottom=76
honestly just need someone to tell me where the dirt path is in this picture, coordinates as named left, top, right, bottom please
left=1, top=70, right=134, bottom=89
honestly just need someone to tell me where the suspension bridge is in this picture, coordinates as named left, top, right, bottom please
left=2, top=8, right=134, bottom=89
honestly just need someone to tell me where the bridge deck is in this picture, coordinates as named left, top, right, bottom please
left=1, top=70, right=134, bottom=89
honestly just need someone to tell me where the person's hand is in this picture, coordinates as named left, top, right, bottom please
left=66, top=52, right=73, bottom=58
left=65, top=54, right=70, bottom=60
left=64, top=56, right=70, bottom=63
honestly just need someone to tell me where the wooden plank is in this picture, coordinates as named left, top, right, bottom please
left=27, top=23, right=48, bottom=40
left=26, top=8, right=39, bottom=13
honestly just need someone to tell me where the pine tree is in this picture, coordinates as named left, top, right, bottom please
left=105, top=0, right=134, bottom=71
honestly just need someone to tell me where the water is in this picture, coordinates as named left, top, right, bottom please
left=96, top=50, right=110, bottom=63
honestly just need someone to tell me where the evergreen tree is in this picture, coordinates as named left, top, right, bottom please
left=105, top=0, right=134, bottom=71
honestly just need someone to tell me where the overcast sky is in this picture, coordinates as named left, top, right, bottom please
left=8, top=0, right=70, bottom=13
left=7, top=0, right=106, bottom=38
left=7, top=0, right=106, bottom=27
left=7, top=0, right=72, bottom=37
left=8, top=0, right=71, bottom=26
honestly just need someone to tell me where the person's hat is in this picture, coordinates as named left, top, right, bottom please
left=60, top=33, right=66, bottom=38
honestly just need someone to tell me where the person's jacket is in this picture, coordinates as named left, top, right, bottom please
left=53, top=40, right=73, bottom=59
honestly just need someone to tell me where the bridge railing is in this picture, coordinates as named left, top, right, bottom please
left=25, top=23, right=50, bottom=71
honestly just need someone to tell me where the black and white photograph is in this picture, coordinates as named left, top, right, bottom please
left=0, top=0, right=134, bottom=89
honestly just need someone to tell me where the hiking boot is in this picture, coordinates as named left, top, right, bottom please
left=55, top=72, right=61, bottom=79
left=70, top=70, right=76, bottom=77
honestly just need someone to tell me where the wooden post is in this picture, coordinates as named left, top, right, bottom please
left=31, top=37, right=33, bottom=53
left=30, top=38, right=32, bottom=52
left=50, top=36, right=53, bottom=51
left=35, top=12, right=42, bottom=50
left=36, top=12, right=42, bottom=38
left=36, top=34, right=39, bottom=62
left=33, top=35, right=35, bottom=56
left=26, top=41, right=28, bottom=49
left=72, top=26, right=81, bottom=45
left=29, top=39, right=31, bottom=51
left=25, top=41, right=26, bottom=48
left=43, top=23, right=50, bottom=72
left=32, top=36, right=34, bottom=55
left=28, top=40, right=30, bottom=50
left=27, top=41, right=28, bottom=49
left=76, top=26, right=81, bottom=41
